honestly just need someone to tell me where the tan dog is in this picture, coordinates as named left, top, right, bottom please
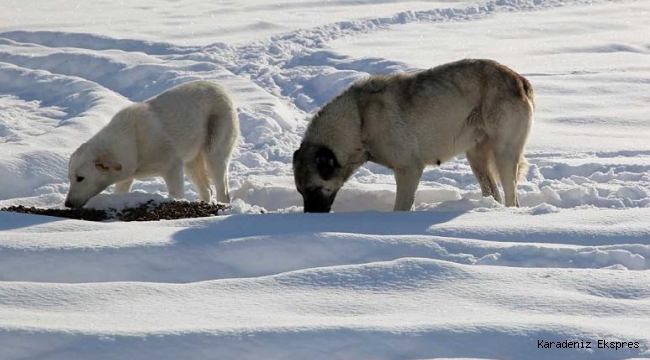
left=65, top=80, right=239, bottom=208
left=293, top=59, right=534, bottom=212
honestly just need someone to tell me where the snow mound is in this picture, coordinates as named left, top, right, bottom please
left=1, top=0, right=650, bottom=358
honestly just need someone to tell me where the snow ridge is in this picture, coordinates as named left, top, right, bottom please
left=1, top=0, right=650, bottom=359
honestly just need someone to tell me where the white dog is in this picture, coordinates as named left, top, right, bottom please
left=65, top=80, right=239, bottom=208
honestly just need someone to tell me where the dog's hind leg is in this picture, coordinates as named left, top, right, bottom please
left=493, top=148, right=521, bottom=207
left=163, top=160, right=185, bottom=199
left=206, top=150, right=231, bottom=203
left=205, top=112, right=237, bottom=204
left=185, top=152, right=212, bottom=202
left=115, top=178, right=134, bottom=194
left=466, top=137, right=501, bottom=203
left=488, top=105, right=532, bottom=207
left=393, top=164, right=424, bottom=211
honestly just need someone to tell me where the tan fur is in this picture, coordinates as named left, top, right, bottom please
left=294, top=59, right=534, bottom=211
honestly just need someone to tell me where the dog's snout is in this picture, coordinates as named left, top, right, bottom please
left=303, top=191, right=334, bottom=213
left=304, top=203, right=331, bottom=213
left=64, top=200, right=74, bottom=208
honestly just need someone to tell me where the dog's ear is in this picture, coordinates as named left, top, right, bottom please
left=293, top=145, right=302, bottom=164
left=293, top=143, right=306, bottom=168
left=94, top=153, right=123, bottom=172
left=315, top=147, right=339, bottom=180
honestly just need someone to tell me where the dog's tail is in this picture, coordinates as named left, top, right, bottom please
left=515, top=74, right=535, bottom=109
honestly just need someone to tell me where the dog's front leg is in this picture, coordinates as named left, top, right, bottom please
left=163, top=161, right=185, bottom=199
left=393, top=165, right=424, bottom=211
left=114, top=178, right=134, bottom=194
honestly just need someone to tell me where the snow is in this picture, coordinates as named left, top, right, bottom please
left=1, top=0, right=650, bottom=359
left=328, top=1, right=650, bottom=153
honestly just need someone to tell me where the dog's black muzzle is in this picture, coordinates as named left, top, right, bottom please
left=303, top=190, right=336, bottom=213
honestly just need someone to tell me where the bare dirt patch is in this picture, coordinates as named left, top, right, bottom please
left=1, top=200, right=227, bottom=221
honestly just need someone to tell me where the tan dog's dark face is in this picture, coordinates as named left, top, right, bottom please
left=293, top=143, right=345, bottom=213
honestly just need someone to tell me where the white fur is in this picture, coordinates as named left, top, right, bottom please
left=65, top=80, right=239, bottom=208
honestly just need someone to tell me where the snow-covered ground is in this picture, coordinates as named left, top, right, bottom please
left=1, top=0, right=649, bottom=359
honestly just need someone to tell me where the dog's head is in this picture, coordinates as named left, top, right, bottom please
left=64, top=144, right=123, bottom=208
left=292, top=143, right=347, bottom=213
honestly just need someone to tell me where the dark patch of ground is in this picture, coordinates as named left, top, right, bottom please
left=0, top=200, right=227, bottom=222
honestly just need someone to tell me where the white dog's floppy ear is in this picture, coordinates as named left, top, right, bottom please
left=94, top=153, right=123, bottom=172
